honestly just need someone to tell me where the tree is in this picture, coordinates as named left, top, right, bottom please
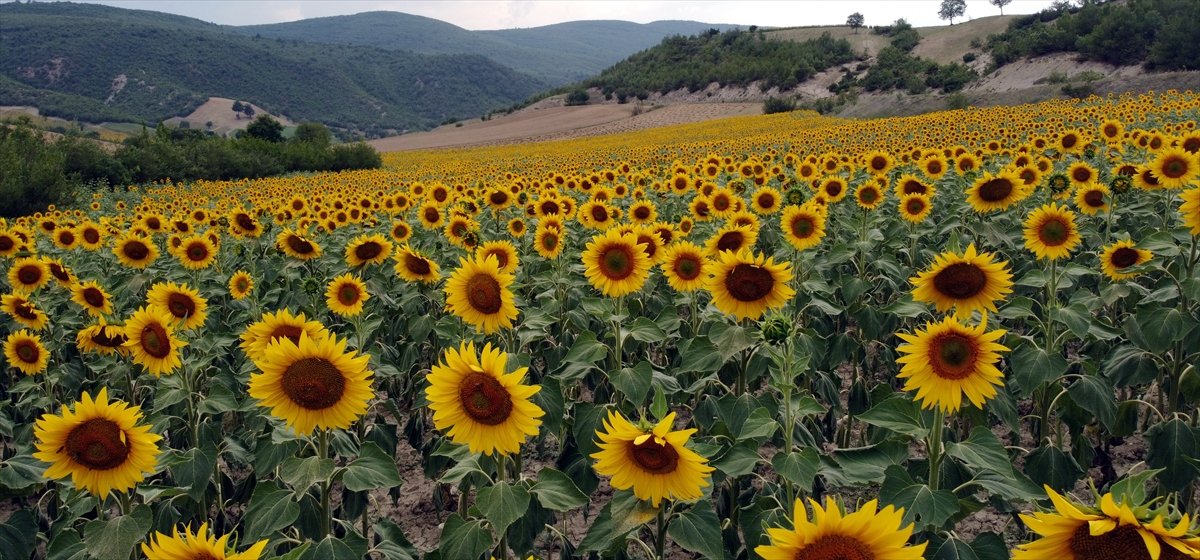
left=847, top=12, right=865, bottom=33
left=989, top=0, right=1013, bottom=14
left=231, top=100, right=244, bottom=120
left=243, top=115, right=284, bottom=142
left=939, top=0, right=967, bottom=24
left=242, top=104, right=255, bottom=119
left=292, top=122, right=331, bottom=148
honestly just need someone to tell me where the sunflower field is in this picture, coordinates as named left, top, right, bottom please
left=2, top=90, right=1200, bottom=560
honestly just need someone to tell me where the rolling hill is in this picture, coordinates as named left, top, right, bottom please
left=0, top=2, right=547, bottom=135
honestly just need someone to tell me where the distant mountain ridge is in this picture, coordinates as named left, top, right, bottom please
left=237, top=13, right=740, bottom=85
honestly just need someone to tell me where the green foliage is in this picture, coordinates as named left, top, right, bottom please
left=243, top=115, right=285, bottom=143
left=564, top=89, right=590, bottom=106
left=584, top=29, right=855, bottom=97
left=762, top=96, right=797, bottom=114
left=0, top=123, right=76, bottom=217
left=862, top=46, right=977, bottom=94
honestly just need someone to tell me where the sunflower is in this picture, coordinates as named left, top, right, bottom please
left=123, top=306, right=186, bottom=376
left=1181, top=187, right=1200, bottom=235
left=1151, top=148, right=1199, bottom=189
left=1100, top=240, right=1152, bottom=281
left=45, top=258, right=75, bottom=287
left=966, top=171, right=1025, bottom=213
left=591, top=411, right=714, bottom=506
left=921, top=154, right=949, bottom=179
left=911, top=244, right=1014, bottom=319
left=755, top=497, right=926, bottom=560
left=8, top=257, right=50, bottom=293
left=248, top=331, right=373, bottom=436
left=819, top=177, right=849, bottom=203
left=507, top=218, right=527, bottom=238
left=1066, top=161, right=1098, bottom=187
left=275, top=228, right=322, bottom=260
left=176, top=235, right=217, bottom=270
left=228, top=270, right=254, bottom=300
left=344, top=233, right=393, bottom=267
left=393, top=246, right=441, bottom=283
left=240, top=309, right=327, bottom=364
left=112, top=234, right=159, bottom=269
left=476, top=240, right=520, bottom=274
left=76, top=323, right=128, bottom=356
left=70, top=280, right=113, bottom=318
left=147, top=281, right=209, bottom=331
left=899, top=193, right=933, bottom=224
left=52, top=226, right=79, bottom=250
left=1023, top=203, right=1082, bottom=261
left=444, top=254, right=518, bottom=334
left=33, top=387, right=162, bottom=498
left=142, top=523, right=268, bottom=560
left=780, top=203, right=826, bottom=251
left=896, top=315, right=1008, bottom=412
left=0, top=229, right=19, bottom=258
left=581, top=228, right=652, bottom=297
left=1015, top=486, right=1200, bottom=560
left=1074, top=182, right=1111, bottom=215
left=425, top=341, right=543, bottom=455
left=703, top=221, right=756, bottom=256
left=628, top=200, right=658, bottom=224
left=325, top=273, right=369, bottom=318
left=751, top=187, right=782, bottom=214
left=2, top=293, right=49, bottom=330
left=660, top=241, right=707, bottom=292
left=855, top=181, right=886, bottom=210
left=706, top=249, right=795, bottom=321
left=4, top=329, right=49, bottom=375
left=390, top=220, right=412, bottom=244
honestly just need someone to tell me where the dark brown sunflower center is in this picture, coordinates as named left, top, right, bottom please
left=791, top=216, right=815, bottom=238
left=859, top=187, right=880, bottom=203
left=484, top=250, right=510, bottom=270
left=591, top=205, right=609, bottom=222
left=792, top=534, right=875, bottom=560
left=1072, top=167, right=1093, bottom=183
left=167, top=293, right=196, bottom=319
left=235, top=213, right=257, bottom=232
left=490, top=192, right=508, bottom=205
left=541, top=232, right=559, bottom=250
left=17, top=265, right=42, bottom=285
left=65, top=418, right=131, bottom=471
left=1083, top=190, right=1105, bottom=207
left=281, top=357, right=346, bottom=410
left=629, top=437, right=679, bottom=474
left=94, top=327, right=127, bottom=348
left=713, top=196, right=731, bottom=211
left=270, top=325, right=305, bottom=346
left=49, top=263, right=70, bottom=283
left=600, top=245, right=636, bottom=280
left=458, top=371, right=513, bottom=425
left=1104, top=124, right=1118, bottom=137
left=82, top=287, right=106, bottom=308
left=825, top=182, right=843, bottom=197
left=123, top=241, right=150, bottom=261
left=140, top=322, right=172, bottom=358
left=634, top=206, right=651, bottom=220
left=932, top=263, right=987, bottom=300
left=1020, top=169, right=1038, bottom=185
left=871, top=156, right=887, bottom=170
left=1184, top=138, right=1200, bottom=153
left=354, top=241, right=383, bottom=261
left=540, top=201, right=560, bottom=215
left=1110, top=247, right=1140, bottom=269
left=906, top=198, right=927, bottom=214
left=286, top=235, right=314, bottom=255
left=466, top=273, right=503, bottom=314
left=1162, top=157, right=1189, bottom=179
left=927, top=161, right=943, bottom=174
left=15, top=340, right=39, bottom=363
left=146, top=217, right=162, bottom=230
left=636, top=235, right=658, bottom=259
left=978, top=178, right=1013, bottom=202
left=1038, top=218, right=1071, bottom=246
left=338, top=284, right=361, bottom=306
left=58, top=231, right=76, bottom=245
left=1062, top=135, right=1078, bottom=148
left=0, top=236, right=13, bottom=251
left=758, top=192, right=776, bottom=208
left=186, top=243, right=209, bottom=261
left=931, top=333, right=978, bottom=379
left=673, top=255, right=701, bottom=280
left=1067, top=523, right=1181, bottom=560
left=234, top=277, right=250, bottom=291
left=725, top=263, right=775, bottom=302
left=404, top=255, right=432, bottom=276
left=903, top=180, right=926, bottom=194
left=716, top=231, right=745, bottom=252
left=424, top=207, right=440, bottom=223
left=13, top=301, right=37, bottom=320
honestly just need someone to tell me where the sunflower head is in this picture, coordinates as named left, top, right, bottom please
left=591, top=411, right=714, bottom=506
left=147, top=281, right=209, bottom=331
left=326, top=273, right=369, bottom=318
left=240, top=309, right=328, bottom=364
left=4, top=329, right=49, bottom=375
left=896, top=315, right=1009, bottom=412
left=660, top=241, right=707, bottom=293
left=393, top=246, right=441, bottom=283
left=581, top=228, right=652, bottom=297
left=755, top=497, right=926, bottom=560
left=177, top=235, right=217, bottom=270
left=248, top=331, right=374, bottom=436
left=911, top=244, right=1014, bottom=319
left=476, top=240, right=520, bottom=274
left=966, top=171, right=1026, bottom=213
left=345, top=233, right=394, bottom=267
left=1100, top=240, right=1152, bottom=281
left=8, top=257, right=50, bottom=293
left=70, top=280, right=113, bottom=318
left=113, top=234, right=159, bottom=269
left=706, top=249, right=795, bottom=321
left=142, top=523, right=268, bottom=560
left=228, top=270, right=254, bottom=300
left=1023, top=202, right=1082, bottom=261
left=124, top=306, right=187, bottom=376
left=780, top=203, right=826, bottom=252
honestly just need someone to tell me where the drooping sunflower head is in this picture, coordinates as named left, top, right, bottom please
left=591, top=410, right=714, bottom=506
left=966, top=171, right=1026, bottom=213
left=780, top=203, right=827, bottom=252
left=1023, top=202, right=1082, bottom=261
left=896, top=315, right=1009, bottom=412
left=660, top=241, right=707, bottom=293
left=146, top=281, right=209, bottom=331
left=425, top=341, right=544, bottom=456
left=704, top=222, right=758, bottom=257
left=176, top=235, right=217, bottom=270
left=240, top=309, right=328, bottom=365
left=228, top=270, right=254, bottom=300
left=911, top=244, right=1014, bottom=319
left=112, top=234, right=159, bottom=269
left=444, top=254, right=518, bottom=334
left=1100, top=240, right=1152, bottom=281
left=142, top=523, right=268, bottom=560
left=76, top=323, right=129, bottom=356
left=344, top=233, right=393, bottom=267
left=755, top=497, right=926, bottom=560
left=275, top=228, right=323, bottom=260
left=33, top=387, right=162, bottom=499
left=393, top=245, right=441, bottom=283
left=706, top=249, right=795, bottom=321
left=2, top=293, right=49, bottom=330
left=325, top=273, right=370, bottom=318
left=8, top=257, right=50, bottom=293
left=123, top=306, right=187, bottom=376
left=1074, top=182, right=1111, bottom=215
left=581, top=228, right=652, bottom=298
left=248, top=331, right=374, bottom=436
left=70, top=280, right=113, bottom=318
left=476, top=240, right=520, bottom=274
left=4, top=329, right=49, bottom=375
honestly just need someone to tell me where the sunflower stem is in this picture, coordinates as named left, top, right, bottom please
left=495, top=454, right=509, bottom=560
left=318, top=429, right=331, bottom=539
left=927, top=408, right=946, bottom=492
left=654, top=503, right=667, bottom=560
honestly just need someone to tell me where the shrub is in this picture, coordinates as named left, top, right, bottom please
left=763, top=96, right=797, bottom=114
left=565, top=89, right=590, bottom=106
left=0, top=124, right=76, bottom=218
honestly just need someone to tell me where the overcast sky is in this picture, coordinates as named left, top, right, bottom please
left=67, top=0, right=1058, bottom=29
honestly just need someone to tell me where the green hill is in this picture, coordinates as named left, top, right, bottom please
left=237, top=14, right=739, bottom=85
left=0, top=2, right=547, bottom=136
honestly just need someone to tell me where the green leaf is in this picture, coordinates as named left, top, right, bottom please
left=709, top=322, right=756, bottom=360
left=1104, top=344, right=1157, bottom=387
left=1130, top=306, right=1184, bottom=354
left=650, top=382, right=668, bottom=421
left=280, top=456, right=335, bottom=497
left=879, top=465, right=959, bottom=528
left=1066, top=376, right=1117, bottom=429
left=530, top=467, right=589, bottom=512
left=881, top=296, right=929, bottom=318
left=1052, top=303, right=1092, bottom=340
left=301, top=533, right=368, bottom=560
left=968, top=532, right=1010, bottom=560
left=579, top=492, right=657, bottom=553
left=437, top=514, right=493, bottom=560
left=677, top=336, right=723, bottom=373
left=343, top=442, right=403, bottom=492
left=1008, top=343, right=1066, bottom=394
left=667, top=502, right=725, bottom=560
left=372, top=519, right=419, bottom=560
left=244, top=483, right=301, bottom=541
left=930, top=535, right=979, bottom=560
left=83, top=505, right=152, bottom=560
left=625, top=317, right=667, bottom=343
left=1108, top=468, right=1163, bottom=505
left=0, top=454, right=45, bottom=490
left=1147, top=418, right=1200, bottom=491
left=0, top=509, right=37, bottom=560
left=610, top=361, right=653, bottom=407
left=737, top=407, right=778, bottom=441
left=170, top=444, right=217, bottom=502
left=713, top=440, right=760, bottom=477
left=47, top=530, right=88, bottom=560
left=267, top=542, right=311, bottom=560
left=1024, top=445, right=1084, bottom=491
left=819, top=440, right=908, bottom=485
left=771, top=448, right=820, bottom=492
left=476, top=481, right=530, bottom=534
left=945, top=427, right=1016, bottom=477
left=858, top=395, right=928, bottom=438
left=562, top=331, right=608, bottom=364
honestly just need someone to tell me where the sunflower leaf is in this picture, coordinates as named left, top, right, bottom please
left=609, top=361, right=653, bottom=407
left=301, top=533, right=368, bottom=560
left=476, top=481, right=530, bottom=534
left=244, top=483, right=301, bottom=542
left=1023, top=445, right=1084, bottom=492
left=879, top=465, right=959, bottom=529
left=771, top=448, right=820, bottom=492
left=342, top=442, right=403, bottom=491
left=0, top=509, right=37, bottom=560
left=858, top=395, right=928, bottom=438
left=83, top=504, right=152, bottom=560
left=1147, top=418, right=1200, bottom=491
left=438, top=513, right=493, bottom=560
left=667, top=502, right=726, bottom=560
left=280, top=456, right=335, bottom=497
left=531, top=467, right=589, bottom=512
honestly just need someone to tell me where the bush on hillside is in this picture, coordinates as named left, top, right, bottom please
left=0, top=124, right=75, bottom=218
left=565, top=89, right=590, bottom=106
left=762, top=97, right=797, bottom=114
